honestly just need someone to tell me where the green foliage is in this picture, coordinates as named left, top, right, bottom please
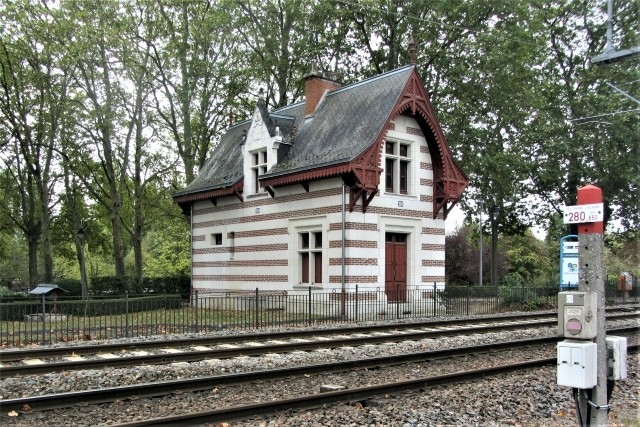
left=503, top=231, right=555, bottom=285
left=1, top=0, right=638, bottom=287
left=0, top=295, right=185, bottom=321
left=0, top=286, right=24, bottom=297
left=445, top=225, right=506, bottom=286
left=605, top=231, right=640, bottom=278
left=498, top=283, right=557, bottom=310
left=53, top=278, right=83, bottom=297
left=90, top=275, right=190, bottom=297
left=143, top=217, right=190, bottom=277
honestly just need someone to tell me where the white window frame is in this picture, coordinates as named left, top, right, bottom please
left=384, top=139, right=412, bottom=195
left=298, top=230, right=323, bottom=286
left=251, top=149, right=268, bottom=194
left=289, top=216, right=327, bottom=289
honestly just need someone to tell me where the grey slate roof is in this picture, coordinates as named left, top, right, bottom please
left=267, top=65, right=414, bottom=177
left=175, top=65, right=415, bottom=197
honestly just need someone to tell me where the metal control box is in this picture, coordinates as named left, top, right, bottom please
left=557, top=291, right=597, bottom=339
left=606, top=336, right=628, bottom=380
left=557, top=340, right=597, bottom=388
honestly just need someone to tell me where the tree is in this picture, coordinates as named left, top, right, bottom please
left=64, top=1, right=136, bottom=278
left=525, top=0, right=639, bottom=234
left=0, top=0, right=71, bottom=286
left=147, top=0, right=249, bottom=183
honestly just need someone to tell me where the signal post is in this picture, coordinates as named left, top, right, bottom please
left=558, top=185, right=623, bottom=426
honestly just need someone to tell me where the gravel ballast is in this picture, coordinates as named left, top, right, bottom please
left=0, top=314, right=637, bottom=426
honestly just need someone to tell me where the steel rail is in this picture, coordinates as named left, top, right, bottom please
left=0, top=312, right=637, bottom=377
left=0, top=326, right=636, bottom=415
left=0, top=310, right=558, bottom=361
left=119, top=343, right=640, bottom=426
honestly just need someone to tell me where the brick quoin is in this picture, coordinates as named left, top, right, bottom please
left=329, top=275, right=379, bottom=284
left=234, top=228, right=288, bottom=238
left=329, top=222, right=378, bottom=231
left=422, top=227, right=445, bottom=235
left=193, top=275, right=288, bottom=282
left=233, top=244, right=288, bottom=253
left=420, top=162, right=433, bottom=170
left=193, top=247, right=231, bottom=255
left=330, top=240, right=378, bottom=249
left=422, top=276, right=445, bottom=283
left=406, top=126, right=424, bottom=136
left=193, top=187, right=342, bottom=216
left=329, top=257, right=378, bottom=266
left=420, top=145, right=430, bottom=154
left=420, top=194, right=434, bottom=203
left=193, top=204, right=343, bottom=228
left=193, top=260, right=288, bottom=268
left=422, top=243, right=445, bottom=250
left=422, top=259, right=445, bottom=267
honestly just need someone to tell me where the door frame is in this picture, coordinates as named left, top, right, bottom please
left=385, top=232, right=408, bottom=302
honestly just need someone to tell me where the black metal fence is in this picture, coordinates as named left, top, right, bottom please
left=0, top=284, right=636, bottom=345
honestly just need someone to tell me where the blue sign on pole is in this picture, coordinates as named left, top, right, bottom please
left=560, top=235, right=579, bottom=290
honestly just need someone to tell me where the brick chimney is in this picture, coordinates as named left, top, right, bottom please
left=304, top=64, right=341, bottom=116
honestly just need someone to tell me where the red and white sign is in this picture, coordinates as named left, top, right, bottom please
left=562, top=203, right=604, bottom=224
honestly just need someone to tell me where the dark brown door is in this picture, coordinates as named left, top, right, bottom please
left=385, top=233, right=407, bottom=302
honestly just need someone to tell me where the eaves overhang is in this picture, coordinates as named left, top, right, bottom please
left=172, top=179, right=244, bottom=211
left=259, top=160, right=353, bottom=188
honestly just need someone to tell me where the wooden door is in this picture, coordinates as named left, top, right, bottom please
left=385, top=233, right=407, bottom=302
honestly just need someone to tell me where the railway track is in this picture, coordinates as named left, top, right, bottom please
left=0, top=325, right=636, bottom=416
left=1, top=308, right=637, bottom=377
left=119, top=347, right=640, bottom=427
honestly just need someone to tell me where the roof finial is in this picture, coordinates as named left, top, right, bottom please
left=258, top=87, right=264, bottom=100
left=408, top=34, right=416, bottom=64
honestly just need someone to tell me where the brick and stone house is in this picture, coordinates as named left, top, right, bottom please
left=173, top=62, right=468, bottom=306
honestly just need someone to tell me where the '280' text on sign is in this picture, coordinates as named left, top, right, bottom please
left=562, top=203, right=604, bottom=224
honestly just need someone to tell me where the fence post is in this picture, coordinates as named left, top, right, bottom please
left=354, top=285, right=358, bottom=322
left=308, top=287, right=312, bottom=325
left=125, top=291, right=129, bottom=338
left=431, top=282, right=436, bottom=316
left=466, top=282, right=470, bottom=316
left=396, top=283, right=400, bottom=319
left=255, top=288, right=259, bottom=329
left=0, top=294, right=3, bottom=345
left=194, top=290, right=199, bottom=333
left=41, top=293, right=46, bottom=343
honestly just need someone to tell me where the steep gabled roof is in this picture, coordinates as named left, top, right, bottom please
left=265, top=66, right=415, bottom=177
left=173, top=64, right=468, bottom=218
left=173, top=121, right=248, bottom=202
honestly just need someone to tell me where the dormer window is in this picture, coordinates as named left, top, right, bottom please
left=251, top=149, right=267, bottom=193
left=385, top=141, right=411, bottom=194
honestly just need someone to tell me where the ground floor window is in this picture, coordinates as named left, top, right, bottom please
left=299, top=231, right=323, bottom=284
